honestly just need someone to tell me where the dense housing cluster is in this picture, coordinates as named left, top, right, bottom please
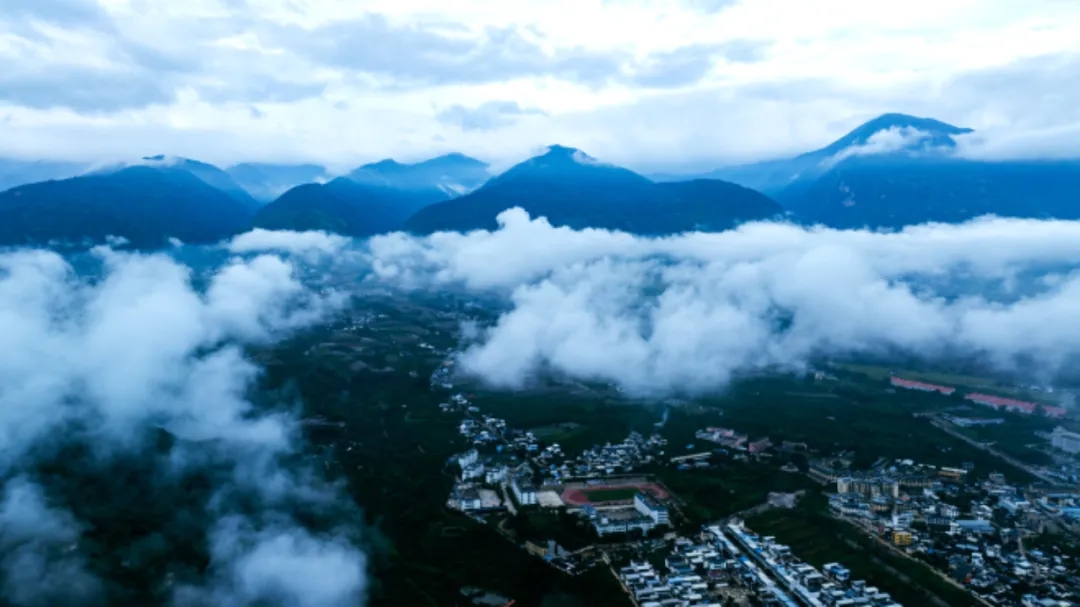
left=617, top=523, right=900, bottom=607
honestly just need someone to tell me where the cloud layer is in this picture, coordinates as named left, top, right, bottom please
left=367, top=209, right=1080, bottom=395
left=0, top=245, right=365, bottom=606
left=1, top=1, right=1080, bottom=168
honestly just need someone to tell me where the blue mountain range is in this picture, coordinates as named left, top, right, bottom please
left=2, top=112, right=1080, bottom=246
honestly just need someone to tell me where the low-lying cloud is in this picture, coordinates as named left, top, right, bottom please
left=367, top=209, right=1080, bottom=396
left=821, top=126, right=932, bottom=168
left=228, top=229, right=351, bottom=256
left=0, top=245, right=365, bottom=605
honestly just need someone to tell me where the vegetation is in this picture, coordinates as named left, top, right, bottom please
left=838, top=363, right=1055, bottom=403
left=256, top=293, right=1045, bottom=605
left=263, top=300, right=635, bottom=606
left=657, top=461, right=818, bottom=524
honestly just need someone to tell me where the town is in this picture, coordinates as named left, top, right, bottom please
left=431, top=363, right=1080, bottom=607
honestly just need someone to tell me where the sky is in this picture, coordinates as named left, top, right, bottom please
left=2, top=0, right=1080, bottom=171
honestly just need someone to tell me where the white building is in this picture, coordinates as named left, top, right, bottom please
left=511, top=475, right=537, bottom=506
left=999, top=496, right=1029, bottom=514
left=1051, top=427, right=1080, bottom=454
left=485, top=466, right=508, bottom=484
left=634, top=492, right=670, bottom=526
left=460, top=462, right=485, bottom=481
left=449, top=486, right=483, bottom=511
left=593, top=516, right=655, bottom=536
left=457, top=449, right=479, bottom=469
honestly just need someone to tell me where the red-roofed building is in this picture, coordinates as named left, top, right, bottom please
left=890, top=376, right=956, bottom=395
left=1042, top=405, right=1067, bottom=418
left=748, top=437, right=773, bottom=454
left=964, top=393, right=1037, bottom=414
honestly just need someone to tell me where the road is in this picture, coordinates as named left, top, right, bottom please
left=921, top=414, right=1057, bottom=483
left=603, top=551, right=640, bottom=607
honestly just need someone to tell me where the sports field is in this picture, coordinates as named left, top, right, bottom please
left=580, top=487, right=639, bottom=502
left=560, top=481, right=669, bottom=506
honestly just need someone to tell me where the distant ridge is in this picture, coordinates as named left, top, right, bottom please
left=673, top=113, right=974, bottom=195
left=403, top=145, right=783, bottom=235
left=226, top=163, right=329, bottom=202
left=0, top=166, right=254, bottom=247
left=250, top=153, right=490, bottom=235
left=92, top=155, right=261, bottom=211
left=0, top=158, right=88, bottom=193
left=346, top=153, right=490, bottom=197
left=665, top=113, right=1080, bottom=229
left=808, top=113, right=972, bottom=158
left=252, top=177, right=441, bottom=237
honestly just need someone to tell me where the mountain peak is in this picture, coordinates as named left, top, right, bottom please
left=361, top=159, right=406, bottom=171
left=542, top=144, right=579, bottom=155
left=138, top=154, right=189, bottom=167
left=486, top=145, right=646, bottom=190
left=415, top=153, right=489, bottom=171
left=528, top=145, right=608, bottom=167
left=817, top=113, right=973, bottom=157
left=346, top=153, right=490, bottom=196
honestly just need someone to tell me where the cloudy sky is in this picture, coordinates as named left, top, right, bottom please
left=2, top=0, right=1080, bottom=170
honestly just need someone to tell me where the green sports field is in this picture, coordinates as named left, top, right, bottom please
left=581, top=487, right=640, bottom=502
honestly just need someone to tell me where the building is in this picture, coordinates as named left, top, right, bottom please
left=999, top=496, right=1029, bottom=514
left=871, top=496, right=892, bottom=514
left=485, top=465, right=508, bottom=484
left=838, top=476, right=898, bottom=498
left=938, top=467, right=968, bottom=481
left=965, top=393, right=1038, bottom=414
left=634, top=492, right=670, bottom=526
left=460, top=462, right=485, bottom=481
left=1050, top=426, right=1080, bottom=454
left=823, top=563, right=850, bottom=582
left=457, top=449, right=479, bottom=469
left=1042, top=405, right=1067, bottom=418
left=956, top=519, right=995, bottom=534
left=511, top=475, right=537, bottom=506
left=946, top=416, right=1005, bottom=427
left=748, top=437, right=772, bottom=454
left=892, top=531, right=913, bottom=546
left=899, top=475, right=933, bottom=489
left=449, top=485, right=483, bottom=511
left=591, top=515, right=655, bottom=536
left=890, top=376, right=956, bottom=395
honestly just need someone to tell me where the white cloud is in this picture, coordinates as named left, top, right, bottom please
left=820, top=126, right=932, bottom=168
left=228, top=228, right=351, bottom=256
left=0, top=244, right=366, bottom=604
left=0, top=478, right=101, bottom=607
left=1, top=1, right=1080, bottom=168
left=369, top=209, right=1080, bottom=395
left=175, top=516, right=366, bottom=607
